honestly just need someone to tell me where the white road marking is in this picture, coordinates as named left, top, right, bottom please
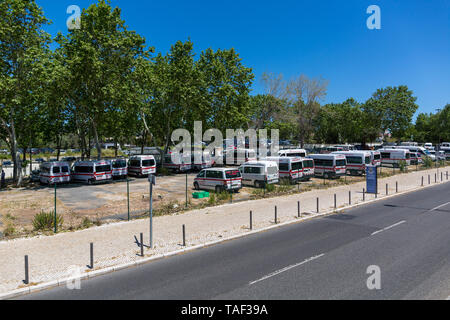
left=429, top=202, right=450, bottom=212
left=371, top=220, right=406, bottom=236
left=249, top=254, right=325, bottom=286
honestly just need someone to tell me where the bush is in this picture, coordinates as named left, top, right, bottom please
left=399, top=160, right=408, bottom=172
left=422, top=156, right=433, bottom=168
left=3, top=222, right=15, bottom=237
left=32, top=210, right=64, bottom=231
left=265, top=183, right=276, bottom=193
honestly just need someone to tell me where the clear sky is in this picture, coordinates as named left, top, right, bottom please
left=36, top=0, right=450, bottom=119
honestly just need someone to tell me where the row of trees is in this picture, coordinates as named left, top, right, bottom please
left=0, top=0, right=447, bottom=187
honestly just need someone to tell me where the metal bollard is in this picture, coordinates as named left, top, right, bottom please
left=396, top=182, right=398, bottom=193
left=24, top=255, right=29, bottom=285
left=334, top=194, right=337, bottom=209
left=441, top=172, right=443, bottom=182
left=298, top=201, right=301, bottom=218
left=250, top=211, right=253, bottom=230
left=182, top=225, right=186, bottom=247
left=363, top=188, right=365, bottom=201
left=349, top=191, right=351, bottom=205
left=274, top=206, right=278, bottom=224
left=435, top=173, right=437, bottom=183
left=428, top=175, right=430, bottom=185
left=422, top=176, right=424, bottom=186
left=386, top=184, right=388, bottom=196
left=317, top=197, right=319, bottom=213
left=140, top=233, right=144, bottom=257
left=90, top=243, right=94, bottom=269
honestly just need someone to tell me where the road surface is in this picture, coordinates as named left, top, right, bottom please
left=18, top=181, right=450, bottom=300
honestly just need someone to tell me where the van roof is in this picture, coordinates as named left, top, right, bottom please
left=241, top=160, right=278, bottom=166
left=74, top=160, right=112, bottom=165
left=309, top=154, right=346, bottom=159
left=42, top=161, right=70, bottom=166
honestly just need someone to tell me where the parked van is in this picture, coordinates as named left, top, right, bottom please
left=320, top=146, right=344, bottom=154
left=410, top=152, right=422, bottom=165
left=239, top=161, right=279, bottom=188
left=266, top=156, right=314, bottom=183
left=378, top=149, right=411, bottom=167
left=393, top=146, right=434, bottom=161
left=71, top=160, right=112, bottom=184
left=39, top=162, right=71, bottom=185
left=332, top=151, right=371, bottom=176
left=193, top=168, right=242, bottom=193
left=111, top=158, right=128, bottom=179
left=128, top=155, right=156, bottom=177
left=191, top=152, right=214, bottom=171
left=309, top=154, right=347, bottom=179
left=278, top=149, right=307, bottom=158
left=224, top=148, right=257, bottom=165
left=369, top=151, right=381, bottom=166
left=163, top=154, right=192, bottom=173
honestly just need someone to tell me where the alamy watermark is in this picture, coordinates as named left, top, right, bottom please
left=367, top=5, right=381, bottom=30
left=66, top=5, right=81, bottom=30
left=366, top=265, right=381, bottom=290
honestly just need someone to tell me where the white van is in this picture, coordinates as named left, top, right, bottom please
left=71, top=160, right=112, bottom=184
left=239, top=161, right=278, bottom=188
left=191, top=152, right=214, bottom=171
left=163, top=153, right=192, bottom=173
left=128, top=155, right=157, bottom=177
left=393, top=146, right=434, bottom=161
left=369, top=151, right=381, bottom=167
left=278, top=149, right=307, bottom=158
left=266, top=156, right=314, bottom=183
left=194, top=168, right=242, bottom=193
left=379, top=149, right=411, bottom=167
left=309, top=154, right=347, bottom=179
left=224, top=149, right=257, bottom=165
left=332, top=151, right=371, bottom=176
left=39, top=162, right=71, bottom=185
left=111, top=158, right=128, bottom=179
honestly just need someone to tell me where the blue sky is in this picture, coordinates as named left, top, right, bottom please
left=37, top=0, right=450, bottom=119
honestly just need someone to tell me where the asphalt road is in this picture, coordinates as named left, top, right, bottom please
left=18, top=181, right=450, bottom=300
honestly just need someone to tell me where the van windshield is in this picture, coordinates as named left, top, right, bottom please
left=96, top=165, right=111, bottom=173
left=303, top=160, right=314, bottom=168
left=292, top=161, right=303, bottom=170
left=129, top=160, right=140, bottom=167
left=225, top=170, right=241, bottom=179
left=336, top=159, right=346, bottom=167
left=113, top=160, right=127, bottom=168
left=142, top=159, right=155, bottom=167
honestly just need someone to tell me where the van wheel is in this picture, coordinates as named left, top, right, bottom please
left=194, top=182, right=200, bottom=190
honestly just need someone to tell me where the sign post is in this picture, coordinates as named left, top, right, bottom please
left=366, top=165, right=378, bottom=196
left=148, top=174, right=156, bottom=248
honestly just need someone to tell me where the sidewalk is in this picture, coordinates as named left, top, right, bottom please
left=1, top=166, right=449, bottom=295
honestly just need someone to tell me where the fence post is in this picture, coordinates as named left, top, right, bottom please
left=140, top=233, right=144, bottom=257
left=182, top=225, right=186, bottom=247
left=127, top=178, right=130, bottom=221
left=90, top=243, right=94, bottom=269
left=24, top=255, right=29, bottom=285
left=250, top=211, right=253, bottom=230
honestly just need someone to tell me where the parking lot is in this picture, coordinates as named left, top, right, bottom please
left=0, top=166, right=370, bottom=233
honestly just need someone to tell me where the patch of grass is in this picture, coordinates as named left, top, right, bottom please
left=32, top=210, right=64, bottom=232
left=3, top=222, right=16, bottom=237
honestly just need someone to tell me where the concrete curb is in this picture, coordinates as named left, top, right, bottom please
left=1, top=178, right=448, bottom=300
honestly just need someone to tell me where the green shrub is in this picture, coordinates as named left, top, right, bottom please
left=32, top=210, right=64, bottom=231
left=399, top=160, right=408, bottom=172
left=265, top=183, right=276, bottom=193
left=3, top=222, right=15, bottom=237
left=422, top=156, right=433, bottom=168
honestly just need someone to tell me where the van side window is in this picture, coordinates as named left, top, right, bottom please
left=75, top=166, right=93, bottom=173
left=206, top=171, right=216, bottom=179
left=292, top=162, right=303, bottom=170
left=197, top=171, right=205, bottom=178
left=381, top=152, right=390, bottom=159
left=279, top=163, right=289, bottom=171
left=41, top=166, right=50, bottom=174
left=142, top=159, right=155, bottom=167
left=62, top=166, right=69, bottom=173
left=53, top=167, right=61, bottom=174
left=244, top=167, right=261, bottom=174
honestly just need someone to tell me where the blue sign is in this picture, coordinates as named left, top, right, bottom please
left=366, top=165, right=378, bottom=194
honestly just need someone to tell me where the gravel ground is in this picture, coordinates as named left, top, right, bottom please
left=0, top=166, right=448, bottom=294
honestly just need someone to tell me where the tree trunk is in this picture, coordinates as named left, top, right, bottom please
left=56, top=135, right=61, bottom=161
left=91, top=119, right=102, bottom=160
left=114, top=140, right=118, bottom=158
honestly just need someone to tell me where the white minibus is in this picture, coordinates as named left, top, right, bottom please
left=71, top=160, right=112, bottom=184
left=309, top=154, right=347, bottom=179
left=266, top=156, right=314, bottom=183
left=332, top=151, right=371, bottom=176
left=239, top=161, right=279, bottom=188
left=163, top=154, right=192, bottom=173
left=194, top=168, right=242, bottom=193
left=278, top=149, right=307, bottom=158
left=128, top=155, right=157, bottom=177
left=369, top=151, right=381, bottom=167
left=111, top=158, right=128, bottom=179
left=224, top=149, right=257, bottom=166
left=379, top=149, right=411, bottom=167
left=39, top=162, right=71, bottom=185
